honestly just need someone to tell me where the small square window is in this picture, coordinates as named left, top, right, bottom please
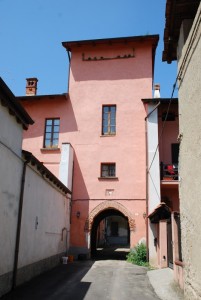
left=101, top=163, right=116, bottom=177
left=44, top=118, right=60, bottom=148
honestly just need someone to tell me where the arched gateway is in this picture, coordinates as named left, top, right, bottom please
left=84, top=201, right=136, bottom=258
left=84, top=201, right=136, bottom=232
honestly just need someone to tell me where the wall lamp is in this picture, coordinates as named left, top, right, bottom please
left=76, top=211, right=80, bottom=218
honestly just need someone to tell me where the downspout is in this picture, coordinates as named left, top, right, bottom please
left=12, top=158, right=30, bottom=289
left=68, top=161, right=74, bottom=253
left=66, top=49, right=73, bottom=230
left=61, top=227, right=68, bottom=256
left=144, top=100, right=161, bottom=262
left=145, top=119, right=149, bottom=261
left=67, top=50, right=71, bottom=94
left=70, top=161, right=74, bottom=225
left=145, top=101, right=160, bottom=121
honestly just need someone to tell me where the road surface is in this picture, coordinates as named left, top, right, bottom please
left=2, top=260, right=160, bottom=300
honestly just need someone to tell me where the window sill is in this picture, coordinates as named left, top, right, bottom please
left=98, top=177, right=118, bottom=180
left=100, top=134, right=116, bottom=137
left=40, top=147, right=60, bottom=152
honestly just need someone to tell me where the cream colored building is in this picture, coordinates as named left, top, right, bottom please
left=163, top=1, right=201, bottom=298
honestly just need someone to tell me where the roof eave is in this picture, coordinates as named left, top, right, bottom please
left=162, top=0, right=200, bottom=63
left=18, top=93, right=68, bottom=102
left=0, top=78, right=34, bottom=129
left=22, top=150, right=71, bottom=195
left=148, top=202, right=172, bottom=223
left=141, top=98, right=178, bottom=104
left=62, top=34, right=159, bottom=52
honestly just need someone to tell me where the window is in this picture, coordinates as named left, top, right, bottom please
left=101, top=163, right=116, bottom=178
left=102, top=105, right=116, bottom=135
left=44, top=118, right=60, bottom=148
left=171, top=143, right=179, bottom=164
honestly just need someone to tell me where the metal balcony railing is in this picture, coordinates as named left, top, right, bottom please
left=160, top=162, right=178, bottom=180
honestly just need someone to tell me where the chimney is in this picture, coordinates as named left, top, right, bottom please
left=26, top=78, right=38, bottom=96
left=153, top=83, right=160, bottom=98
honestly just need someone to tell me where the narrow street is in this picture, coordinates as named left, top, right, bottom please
left=2, top=260, right=160, bottom=300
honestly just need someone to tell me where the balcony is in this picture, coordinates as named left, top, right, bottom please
left=160, top=162, right=178, bottom=182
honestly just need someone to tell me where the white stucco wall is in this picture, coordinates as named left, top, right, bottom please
left=0, top=103, right=24, bottom=296
left=59, top=143, right=74, bottom=191
left=0, top=98, right=70, bottom=296
left=0, top=105, right=23, bottom=156
left=147, top=104, right=161, bottom=267
left=178, top=4, right=201, bottom=299
left=0, top=145, right=23, bottom=276
left=18, top=165, right=70, bottom=268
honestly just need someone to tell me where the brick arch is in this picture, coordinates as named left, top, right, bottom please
left=84, top=200, right=135, bottom=232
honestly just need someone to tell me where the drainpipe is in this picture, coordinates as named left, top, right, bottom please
left=145, top=120, right=149, bottom=261
left=70, top=161, right=74, bottom=225
left=67, top=50, right=71, bottom=94
left=12, top=158, right=29, bottom=290
left=145, top=101, right=160, bottom=121
left=61, top=227, right=68, bottom=256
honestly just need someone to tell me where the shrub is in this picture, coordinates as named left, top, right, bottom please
left=126, top=243, right=148, bottom=266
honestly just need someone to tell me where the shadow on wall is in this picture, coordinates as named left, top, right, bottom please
left=72, top=152, right=89, bottom=200
left=61, top=96, right=78, bottom=133
left=71, top=45, right=152, bottom=82
left=70, top=152, right=90, bottom=248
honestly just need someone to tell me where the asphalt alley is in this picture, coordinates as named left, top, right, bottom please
left=2, top=260, right=160, bottom=300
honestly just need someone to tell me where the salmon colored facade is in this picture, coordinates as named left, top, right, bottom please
left=19, top=35, right=159, bottom=257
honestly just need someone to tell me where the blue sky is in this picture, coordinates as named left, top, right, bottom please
left=0, top=0, right=177, bottom=97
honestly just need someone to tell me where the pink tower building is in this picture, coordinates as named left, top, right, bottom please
left=19, top=35, right=159, bottom=258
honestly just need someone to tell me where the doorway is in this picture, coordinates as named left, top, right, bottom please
left=91, top=209, right=130, bottom=260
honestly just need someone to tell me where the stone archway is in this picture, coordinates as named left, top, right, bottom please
left=84, top=200, right=136, bottom=233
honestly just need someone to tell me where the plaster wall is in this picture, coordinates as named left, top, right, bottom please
left=158, top=105, right=179, bottom=164
left=0, top=105, right=23, bottom=156
left=21, top=97, right=68, bottom=178
left=0, top=145, right=23, bottom=295
left=178, top=4, right=201, bottom=299
left=0, top=104, right=24, bottom=296
left=146, top=105, right=161, bottom=267
left=22, top=40, right=154, bottom=254
left=147, top=105, right=161, bottom=212
left=161, top=185, right=179, bottom=211
left=177, top=19, right=193, bottom=61
left=18, top=165, right=70, bottom=270
left=172, top=213, right=184, bottom=290
left=59, top=143, right=74, bottom=190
